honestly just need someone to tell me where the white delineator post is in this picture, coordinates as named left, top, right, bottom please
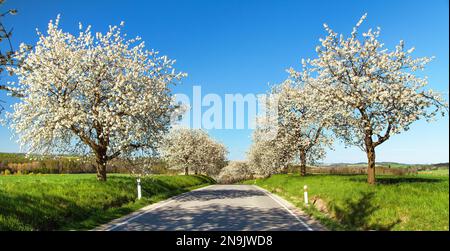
left=137, top=178, right=142, bottom=200
left=303, top=185, right=308, bottom=205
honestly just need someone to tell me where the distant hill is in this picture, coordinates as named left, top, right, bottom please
left=432, top=163, right=450, bottom=168
left=319, top=161, right=449, bottom=169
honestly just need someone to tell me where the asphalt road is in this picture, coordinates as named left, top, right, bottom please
left=99, top=185, right=322, bottom=231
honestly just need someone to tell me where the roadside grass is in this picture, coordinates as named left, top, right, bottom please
left=243, top=172, right=449, bottom=231
left=0, top=174, right=215, bottom=231
left=418, top=169, right=449, bottom=176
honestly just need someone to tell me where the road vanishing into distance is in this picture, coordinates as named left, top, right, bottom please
left=97, top=185, right=323, bottom=231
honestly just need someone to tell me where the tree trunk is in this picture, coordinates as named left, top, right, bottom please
left=184, top=166, right=189, bottom=175
left=95, top=157, right=107, bottom=181
left=299, top=150, right=307, bottom=176
left=365, top=136, right=376, bottom=185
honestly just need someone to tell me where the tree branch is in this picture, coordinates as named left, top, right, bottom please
left=373, top=122, right=392, bottom=148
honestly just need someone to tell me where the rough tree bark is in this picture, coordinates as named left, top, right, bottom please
left=94, top=147, right=108, bottom=181
left=299, top=149, right=307, bottom=176
left=96, top=158, right=107, bottom=181
left=365, top=134, right=376, bottom=185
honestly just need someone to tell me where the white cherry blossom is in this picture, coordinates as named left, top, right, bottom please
left=160, top=127, right=228, bottom=176
left=301, top=13, right=448, bottom=184
left=7, top=16, right=186, bottom=181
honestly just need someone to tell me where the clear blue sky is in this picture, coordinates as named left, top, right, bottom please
left=0, top=0, right=448, bottom=163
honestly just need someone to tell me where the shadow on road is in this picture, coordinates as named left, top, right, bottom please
left=114, top=204, right=308, bottom=231
left=112, top=186, right=318, bottom=231
left=175, top=188, right=266, bottom=202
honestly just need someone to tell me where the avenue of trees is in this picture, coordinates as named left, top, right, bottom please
left=0, top=9, right=447, bottom=184
left=247, top=14, right=447, bottom=184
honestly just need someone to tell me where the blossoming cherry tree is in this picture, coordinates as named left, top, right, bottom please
left=8, top=16, right=186, bottom=181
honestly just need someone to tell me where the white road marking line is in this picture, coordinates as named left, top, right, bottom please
left=253, top=185, right=313, bottom=231
left=104, top=185, right=213, bottom=231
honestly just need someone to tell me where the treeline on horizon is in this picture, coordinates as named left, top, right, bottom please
left=0, top=152, right=174, bottom=175
left=0, top=152, right=447, bottom=176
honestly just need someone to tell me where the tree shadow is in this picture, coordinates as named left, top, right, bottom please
left=0, top=175, right=215, bottom=231
left=348, top=176, right=442, bottom=185
left=331, top=192, right=400, bottom=231
left=175, top=188, right=266, bottom=202
left=137, top=175, right=215, bottom=198
left=375, top=177, right=442, bottom=185
left=106, top=184, right=325, bottom=231
left=0, top=192, right=89, bottom=231
left=111, top=201, right=317, bottom=231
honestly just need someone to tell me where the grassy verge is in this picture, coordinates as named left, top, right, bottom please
left=243, top=172, right=449, bottom=231
left=0, top=174, right=215, bottom=231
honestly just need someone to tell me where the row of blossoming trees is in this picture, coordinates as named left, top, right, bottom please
left=247, top=14, right=447, bottom=184
left=2, top=15, right=228, bottom=181
left=1, top=12, right=448, bottom=184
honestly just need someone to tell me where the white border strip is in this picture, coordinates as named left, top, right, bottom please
left=253, top=185, right=313, bottom=231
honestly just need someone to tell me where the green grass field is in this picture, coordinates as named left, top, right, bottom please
left=418, top=169, right=449, bottom=176
left=244, top=171, right=449, bottom=231
left=0, top=174, right=215, bottom=231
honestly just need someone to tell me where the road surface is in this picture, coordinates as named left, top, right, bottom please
left=98, top=185, right=323, bottom=231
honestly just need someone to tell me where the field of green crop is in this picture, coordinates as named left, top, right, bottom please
left=0, top=174, right=215, bottom=231
left=418, top=169, right=449, bottom=176
left=244, top=172, right=449, bottom=231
